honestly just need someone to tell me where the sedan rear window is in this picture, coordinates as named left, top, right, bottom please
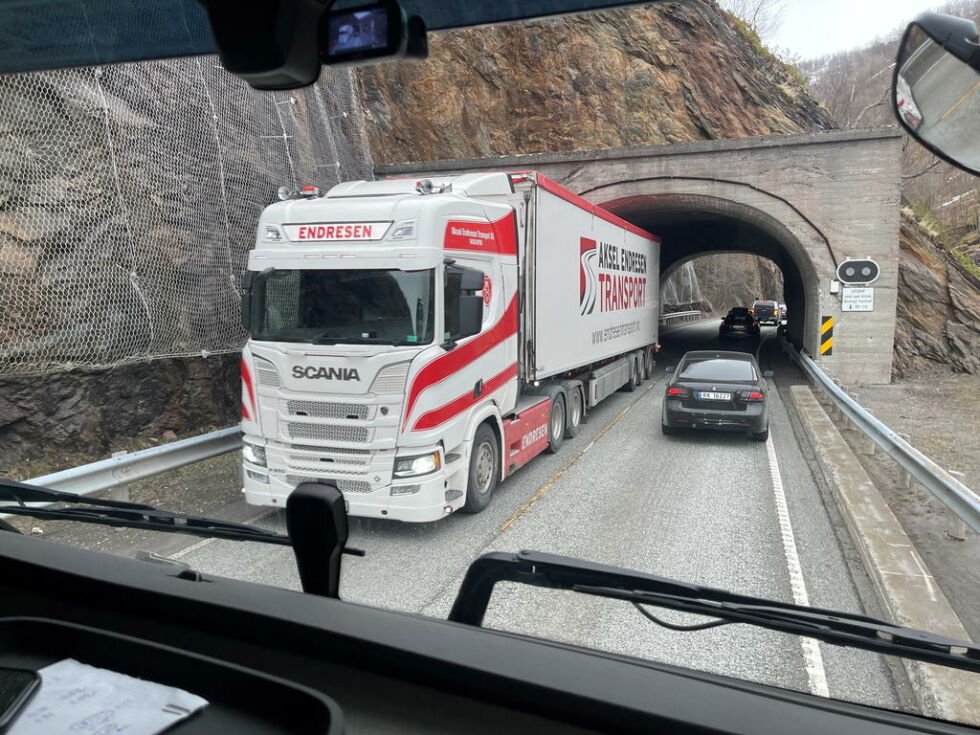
left=678, top=359, right=756, bottom=381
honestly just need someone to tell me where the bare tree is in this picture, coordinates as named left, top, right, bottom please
left=719, top=0, right=787, bottom=41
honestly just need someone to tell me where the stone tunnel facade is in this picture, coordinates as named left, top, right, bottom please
left=377, top=128, right=903, bottom=384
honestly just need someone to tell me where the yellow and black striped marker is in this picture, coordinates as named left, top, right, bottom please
left=819, top=316, right=834, bottom=355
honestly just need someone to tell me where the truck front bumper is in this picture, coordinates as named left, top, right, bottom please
left=243, top=470, right=461, bottom=523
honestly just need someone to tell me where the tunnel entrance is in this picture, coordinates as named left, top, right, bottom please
left=600, top=193, right=819, bottom=348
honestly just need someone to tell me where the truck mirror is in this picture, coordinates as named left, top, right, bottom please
left=893, top=12, right=980, bottom=174
left=458, top=295, right=483, bottom=339
left=241, top=271, right=255, bottom=332
left=459, top=267, right=484, bottom=292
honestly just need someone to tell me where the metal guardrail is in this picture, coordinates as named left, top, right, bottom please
left=788, top=345, right=980, bottom=535
left=659, top=310, right=702, bottom=323
left=10, top=427, right=242, bottom=511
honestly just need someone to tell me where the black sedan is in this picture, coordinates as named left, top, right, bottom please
left=719, top=307, right=760, bottom=340
left=661, top=351, right=772, bottom=441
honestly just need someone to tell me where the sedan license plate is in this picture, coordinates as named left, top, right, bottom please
left=696, top=391, right=731, bottom=400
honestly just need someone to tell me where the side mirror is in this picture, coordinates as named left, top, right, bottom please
left=240, top=271, right=255, bottom=332
left=458, top=295, right=483, bottom=339
left=893, top=12, right=980, bottom=174
left=763, top=370, right=774, bottom=379
left=665, top=366, right=675, bottom=374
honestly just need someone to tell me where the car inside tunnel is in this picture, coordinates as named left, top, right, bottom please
left=599, top=192, right=820, bottom=352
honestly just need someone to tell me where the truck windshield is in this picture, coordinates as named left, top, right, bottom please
left=252, top=268, right=435, bottom=346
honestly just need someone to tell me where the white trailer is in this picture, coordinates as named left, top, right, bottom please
left=240, top=171, right=660, bottom=522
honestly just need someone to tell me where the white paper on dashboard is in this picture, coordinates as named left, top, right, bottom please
left=7, top=658, right=209, bottom=735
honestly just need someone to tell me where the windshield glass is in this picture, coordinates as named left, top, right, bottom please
left=252, top=269, right=435, bottom=345
left=678, top=358, right=756, bottom=380
left=2, top=1, right=980, bottom=729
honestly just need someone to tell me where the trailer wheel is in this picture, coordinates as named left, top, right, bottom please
left=564, top=388, right=583, bottom=439
left=637, top=352, right=647, bottom=383
left=546, top=395, right=566, bottom=454
left=462, top=423, right=499, bottom=514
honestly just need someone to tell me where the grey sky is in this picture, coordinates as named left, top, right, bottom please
left=768, top=0, right=938, bottom=59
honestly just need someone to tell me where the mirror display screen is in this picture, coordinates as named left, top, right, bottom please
left=327, top=8, right=390, bottom=55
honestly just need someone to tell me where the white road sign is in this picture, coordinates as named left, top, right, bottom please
left=841, top=287, right=874, bottom=312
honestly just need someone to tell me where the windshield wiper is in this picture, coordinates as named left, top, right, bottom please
left=0, top=479, right=364, bottom=554
left=313, top=336, right=397, bottom=345
left=449, top=550, right=980, bottom=675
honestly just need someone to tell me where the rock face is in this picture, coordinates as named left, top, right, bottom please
left=0, top=355, right=239, bottom=472
left=356, top=1, right=835, bottom=164
left=893, top=212, right=980, bottom=377
left=693, top=253, right=784, bottom=314
left=0, top=57, right=371, bottom=470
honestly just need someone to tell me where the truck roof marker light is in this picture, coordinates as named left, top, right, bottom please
left=276, top=185, right=295, bottom=200
left=416, top=179, right=434, bottom=194
left=508, top=174, right=530, bottom=184
left=299, top=186, right=320, bottom=198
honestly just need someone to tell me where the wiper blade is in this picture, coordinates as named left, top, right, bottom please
left=0, top=479, right=363, bottom=555
left=449, top=550, right=980, bottom=675
left=314, top=336, right=396, bottom=345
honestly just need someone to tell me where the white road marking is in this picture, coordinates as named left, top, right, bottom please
left=765, top=432, right=830, bottom=698
left=169, top=510, right=275, bottom=560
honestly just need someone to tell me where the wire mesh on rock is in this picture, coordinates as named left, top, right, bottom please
left=0, top=57, right=372, bottom=377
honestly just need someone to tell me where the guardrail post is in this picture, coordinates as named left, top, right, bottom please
left=897, top=434, right=914, bottom=489
left=109, top=451, right=131, bottom=502
left=947, top=471, right=969, bottom=540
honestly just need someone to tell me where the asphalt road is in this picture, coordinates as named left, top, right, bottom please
left=167, top=320, right=902, bottom=714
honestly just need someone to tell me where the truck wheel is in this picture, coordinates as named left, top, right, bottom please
left=462, top=424, right=499, bottom=514
left=546, top=395, right=566, bottom=454
left=564, top=388, right=583, bottom=439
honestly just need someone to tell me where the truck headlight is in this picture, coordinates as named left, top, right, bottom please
left=393, top=451, right=441, bottom=478
left=242, top=440, right=267, bottom=468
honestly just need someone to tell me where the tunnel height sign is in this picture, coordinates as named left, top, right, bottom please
left=841, top=287, right=874, bottom=312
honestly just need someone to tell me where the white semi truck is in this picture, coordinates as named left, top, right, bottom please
left=240, top=171, right=660, bottom=522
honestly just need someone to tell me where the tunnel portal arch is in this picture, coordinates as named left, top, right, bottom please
left=596, top=189, right=825, bottom=352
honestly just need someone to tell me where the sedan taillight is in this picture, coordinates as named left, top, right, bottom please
left=737, top=390, right=765, bottom=402
left=666, top=386, right=691, bottom=398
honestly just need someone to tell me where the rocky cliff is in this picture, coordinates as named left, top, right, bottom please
left=894, top=211, right=980, bottom=377
left=356, top=1, right=835, bottom=164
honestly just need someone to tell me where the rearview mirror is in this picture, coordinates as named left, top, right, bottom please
left=240, top=271, right=255, bottom=332
left=893, top=12, right=980, bottom=174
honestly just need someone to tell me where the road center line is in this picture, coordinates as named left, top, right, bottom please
left=498, top=381, right=657, bottom=533
left=765, top=432, right=830, bottom=698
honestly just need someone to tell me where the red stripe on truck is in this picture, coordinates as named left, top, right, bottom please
left=517, top=172, right=659, bottom=242
left=241, top=359, right=255, bottom=420
left=403, top=295, right=519, bottom=431
left=412, top=363, right=518, bottom=431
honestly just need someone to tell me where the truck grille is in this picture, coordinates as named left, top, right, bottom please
left=287, top=464, right=363, bottom=475
left=288, top=452, right=369, bottom=466
left=286, top=423, right=369, bottom=443
left=286, top=476, right=372, bottom=494
left=289, top=443, right=369, bottom=455
left=287, top=400, right=368, bottom=420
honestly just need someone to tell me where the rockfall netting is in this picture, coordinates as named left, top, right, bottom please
left=0, top=57, right=372, bottom=377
